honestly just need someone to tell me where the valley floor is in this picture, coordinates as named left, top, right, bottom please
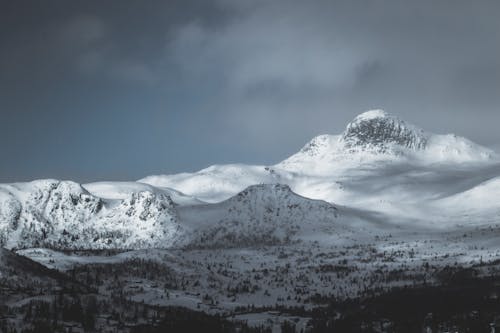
left=4, top=223, right=500, bottom=332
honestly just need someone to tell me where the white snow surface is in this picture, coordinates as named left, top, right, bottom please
left=83, top=181, right=204, bottom=205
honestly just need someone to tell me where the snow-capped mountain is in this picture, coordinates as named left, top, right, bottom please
left=1, top=110, right=499, bottom=251
left=140, top=110, right=498, bottom=206
left=178, top=184, right=342, bottom=249
left=0, top=180, right=181, bottom=250
left=278, top=110, right=494, bottom=174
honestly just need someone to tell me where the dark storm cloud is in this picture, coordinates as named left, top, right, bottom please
left=1, top=0, right=499, bottom=182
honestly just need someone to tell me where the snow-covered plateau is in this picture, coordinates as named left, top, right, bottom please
left=3, top=110, right=500, bottom=332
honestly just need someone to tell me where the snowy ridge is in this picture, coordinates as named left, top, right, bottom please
left=0, top=180, right=182, bottom=250
left=0, top=180, right=347, bottom=250
left=83, top=181, right=204, bottom=205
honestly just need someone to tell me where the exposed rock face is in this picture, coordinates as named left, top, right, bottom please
left=340, top=110, right=428, bottom=153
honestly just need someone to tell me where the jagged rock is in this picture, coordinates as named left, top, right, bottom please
left=340, top=110, right=428, bottom=153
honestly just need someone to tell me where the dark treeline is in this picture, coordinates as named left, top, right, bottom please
left=0, top=295, right=272, bottom=333
left=4, top=250, right=500, bottom=333
left=306, top=272, right=500, bottom=332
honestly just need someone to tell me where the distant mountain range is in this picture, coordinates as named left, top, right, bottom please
left=1, top=110, right=499, bottom=250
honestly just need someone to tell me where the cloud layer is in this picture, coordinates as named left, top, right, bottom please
left=1, top=0, right=499, bottom=181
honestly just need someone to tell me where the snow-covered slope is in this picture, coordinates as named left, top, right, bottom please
left=430, top=174, right=500, bottom=221
left=140, top=164, right=281, bottom=203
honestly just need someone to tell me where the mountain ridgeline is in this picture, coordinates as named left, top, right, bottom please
left=0, top=180, right=181, bottom=250
left=0, top=110, right=498, bottom=250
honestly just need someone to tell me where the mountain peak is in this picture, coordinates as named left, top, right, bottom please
left=352, top=109, right=391, bottom=121
left=341, top=110, right=428, bottom=153
left=277, top=109, right=495, bottom=175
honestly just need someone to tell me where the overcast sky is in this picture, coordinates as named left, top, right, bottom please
left=1, top=0, right=499, bottom=182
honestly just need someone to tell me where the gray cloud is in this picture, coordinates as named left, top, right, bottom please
left=0, top=0, right=499, bottom=182
left=164, top=0, right=500, bottom=147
